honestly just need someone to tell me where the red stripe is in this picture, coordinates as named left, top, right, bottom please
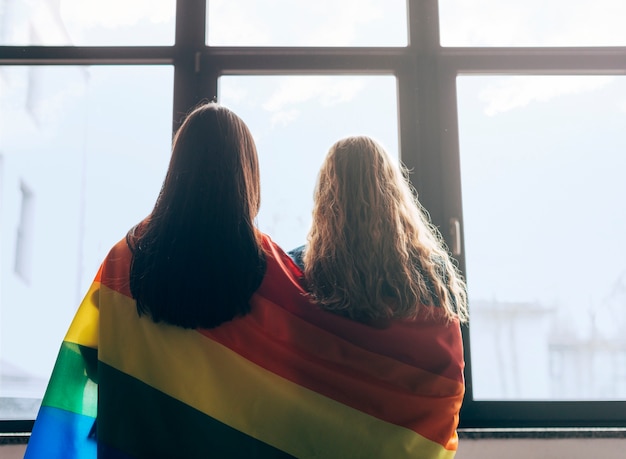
left=99, top=239, right=133, bottom=298
left=258, top=235, right=465, bottom=382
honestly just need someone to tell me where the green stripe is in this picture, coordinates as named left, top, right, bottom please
left=98, top=362, right=296, bottom=459
left=41, top=342, right=98, bottom=418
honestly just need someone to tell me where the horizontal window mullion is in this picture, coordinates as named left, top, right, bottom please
left=0, top=46, right=177, bottom=65
left=0, top=420, right=33, bottom=434
left=440, top=48, right=626, bottom=74
left=204, top=57, right=409, bottom=74
left=460, top=401, right=626, bottom=428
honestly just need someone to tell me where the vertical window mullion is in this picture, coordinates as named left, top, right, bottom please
left=173, top=0, right=207, bottom=128
left=403, top=0, right=446, bottom=227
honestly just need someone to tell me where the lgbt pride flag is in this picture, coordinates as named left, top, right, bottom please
left=25, top=234, right=465, bottom=458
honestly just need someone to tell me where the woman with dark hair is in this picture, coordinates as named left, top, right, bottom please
left=26, top=101, right=279, bottom=458
left=127, top=102, right=266, bottom=329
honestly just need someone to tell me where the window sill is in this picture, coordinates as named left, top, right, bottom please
left=0, top=433, right=29, bottom=445
left=458, top=427, right=626, bottom=439
left=3, top=428, right=626, bottom=445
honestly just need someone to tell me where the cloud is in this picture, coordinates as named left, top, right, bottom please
left=219, top=84, right=248, bottom=105
left=617, top=98, right=626, bottom=114
left=262, top=76, right=367, bottom=126
left=304, top=0, right=385, bottom=46
left=547, top=0, right=626, bottom=46
left=439, top=0, right=533, bottom=46
left=479, top=75, right=613, bottom=116
left=61, top=0, right=174, bottom=28
left=208, top=0, right=271, bottom=45
left=208, top=0, right=404, bottom=46
left=441, top=0, right=626, bottom=46
left=269, top=109, right=300, bottom=128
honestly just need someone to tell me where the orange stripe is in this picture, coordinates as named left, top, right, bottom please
left=99, top=238, right=133, bottom=297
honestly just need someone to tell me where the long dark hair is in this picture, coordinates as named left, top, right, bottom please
left=127, top=102, right=266, bottom=329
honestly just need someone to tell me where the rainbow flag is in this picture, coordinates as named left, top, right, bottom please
left=25, top=234, right=465, bottom=458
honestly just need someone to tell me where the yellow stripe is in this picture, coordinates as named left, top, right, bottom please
left=98, top=285, right=455, bottom=459
left=64, top=281, right=100, bottom=349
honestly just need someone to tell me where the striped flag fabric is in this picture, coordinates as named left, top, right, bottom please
left=25, top=233, right=465, bottom=458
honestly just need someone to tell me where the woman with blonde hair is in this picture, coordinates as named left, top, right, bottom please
left=292, top=135, right=468, bottom=325
left=285, top=135, right=468, bottom=457
left=281, top=135, right=468, bottom=457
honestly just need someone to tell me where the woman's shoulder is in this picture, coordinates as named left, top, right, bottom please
left=255, top=234, right=308, bottom=299
left=96, top=222, right=147, bottom=295
left=287, top=245, right=306, bottom=271
left=260, top=234, right=304, bottom=276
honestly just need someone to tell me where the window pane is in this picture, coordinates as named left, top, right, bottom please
left=440, top=0, right=626, bottom=47
left=219, top=75, right=398, bottom=250
left=457, top=75, right=626, bottom=400
left=1, top=0, right=175, bottom=46
left=0, top=65, right=173, bottom=419
left=208, top=0, right=407, bottom=47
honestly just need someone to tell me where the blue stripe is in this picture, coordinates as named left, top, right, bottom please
left=24, top=406, right=97, bottom=459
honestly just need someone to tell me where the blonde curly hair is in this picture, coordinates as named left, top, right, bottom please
left=303, top=136, right=468, bottom=324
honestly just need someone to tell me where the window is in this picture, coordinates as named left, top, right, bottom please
left=439, top=0, right=626, bottom=47
left=0, top=65, right=173, bottom=425
left=438, top=0, right=626, bottom=426
left=458, top=75, right=626, bottom=402
left=207, top=0, right=407, bottom=47
left=1, top=0, right=176, bottom=46
left=219, top=74, right=399, bottom=249
left=1, top=0, right=625, bottom=434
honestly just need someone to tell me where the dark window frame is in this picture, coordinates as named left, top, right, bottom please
left=1, top=0, right=625, bottom=435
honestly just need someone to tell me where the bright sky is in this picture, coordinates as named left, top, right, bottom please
left=439, top=0, right=626, bottom=46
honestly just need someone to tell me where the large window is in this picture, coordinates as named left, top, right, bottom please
left=1, top=0, right=625, bottom=435
left=438, top=0, right=626, bottom=426
left=0, top=65, right=173, bottom=422
left=458, top=75, right=626, bottom=401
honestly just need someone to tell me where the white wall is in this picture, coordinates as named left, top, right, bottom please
left=0, top=444, right=24, bottom=459
left=3, top=438, right=626, bottom=458
left=457, top=438, right=625, bottom=459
